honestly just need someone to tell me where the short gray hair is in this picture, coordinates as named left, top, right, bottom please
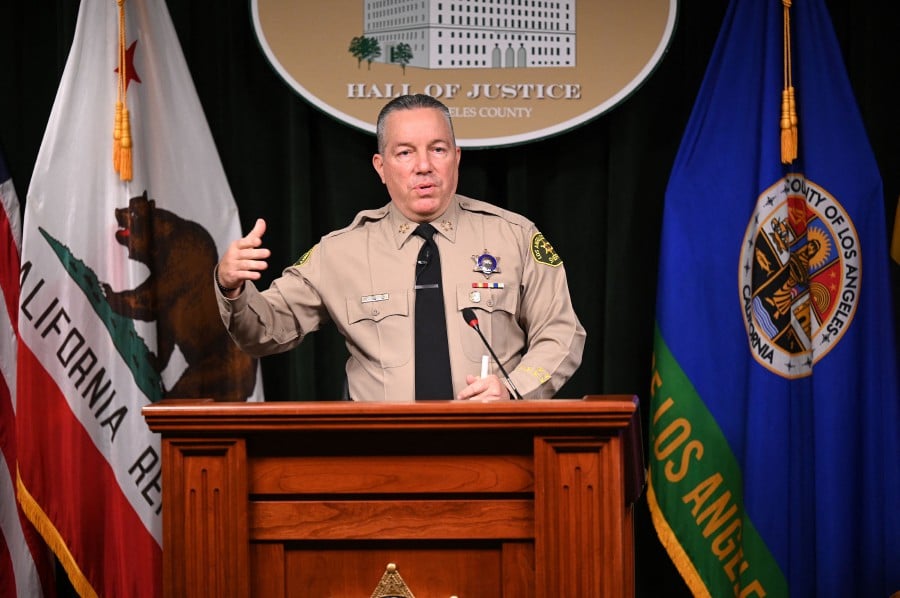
left=375, top=94, right=456, bottom=154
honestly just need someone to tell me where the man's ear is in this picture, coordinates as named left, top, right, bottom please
left=372, top=153, right=385, bottom=184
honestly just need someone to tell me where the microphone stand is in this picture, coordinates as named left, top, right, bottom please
left=462, top=309, right=523, bottom=400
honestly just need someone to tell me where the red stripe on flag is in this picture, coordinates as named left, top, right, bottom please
left=0, top=536, right=19, bottom=597
left=17, top=342, right=161, bottom=598
left=2, top=377, right=56, bottom=598
left=2, top=176, right=55, bottom=596
left=0, top=189, right=20, bottom=331
left=1, top=374, right=17, bottom=475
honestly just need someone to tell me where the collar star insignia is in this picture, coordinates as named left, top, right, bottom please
left=398, top=223, right=410, bottom=234
left=439, top=220, right=453, bottom=232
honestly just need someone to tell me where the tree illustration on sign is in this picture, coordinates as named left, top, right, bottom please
left=349, top=36, right=381, bottom=70
left=391, top=43, right=413, bottom=74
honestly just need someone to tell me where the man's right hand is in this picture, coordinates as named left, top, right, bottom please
left=216, top=218, right=271, bottom=297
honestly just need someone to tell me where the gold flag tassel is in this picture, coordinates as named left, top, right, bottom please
left=781, top=0, right=798, bottom=164
left=119, top=105, right=133, bottom=181
left=114, top=0, right=132, bottom=181
left=113, top=100, right=122, bottom=172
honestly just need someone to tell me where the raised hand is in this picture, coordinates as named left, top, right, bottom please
left=216, top=218, right=271, bottom=296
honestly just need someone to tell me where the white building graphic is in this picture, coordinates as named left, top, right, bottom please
left=362, top=0, right=576, bottom=69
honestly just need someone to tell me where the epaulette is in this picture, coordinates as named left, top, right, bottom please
left=456, top=194, right=534, bottom=229
left=322, top=203, right=391, bottom=239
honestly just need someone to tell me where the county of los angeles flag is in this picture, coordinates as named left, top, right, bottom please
left=1, top=149, right=55, bottom=597
left=16, top=0, right=262, bottom=596
left=648, top=0, right=900, bottom=597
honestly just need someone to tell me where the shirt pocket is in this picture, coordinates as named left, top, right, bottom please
left=455, top=284, right=522, bottom=362
left=345, top=290, right=412, bottom=368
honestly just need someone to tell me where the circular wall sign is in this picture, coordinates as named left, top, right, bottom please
left=252, top=0, right=677, bottom=148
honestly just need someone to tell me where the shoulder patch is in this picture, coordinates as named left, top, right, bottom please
left=530, top=233, right=562, bottom=267
left=294, top=245, right=315, bottom=267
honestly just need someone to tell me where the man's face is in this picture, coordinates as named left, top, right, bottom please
left=372, top=107, right=461, bottom=223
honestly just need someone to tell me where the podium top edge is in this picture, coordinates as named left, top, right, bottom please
left=142, top=395, right=640, bottom=433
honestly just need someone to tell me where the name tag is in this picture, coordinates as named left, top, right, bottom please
left=361, top=293, right=389, bottom=303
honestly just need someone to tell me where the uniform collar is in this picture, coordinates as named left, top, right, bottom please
left=390, top=195, right=460, bottom=249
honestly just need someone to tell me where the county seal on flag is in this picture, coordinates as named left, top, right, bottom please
left=739, top=174, right=859, bottom=377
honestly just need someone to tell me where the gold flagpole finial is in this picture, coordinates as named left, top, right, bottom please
left=781, top=0, right=798, bottom=164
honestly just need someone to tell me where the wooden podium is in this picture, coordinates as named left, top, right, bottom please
left=143, top=396, right=643, bottom=597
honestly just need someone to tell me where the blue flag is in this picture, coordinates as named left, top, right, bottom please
left=648, top=0, right=900, bottom=596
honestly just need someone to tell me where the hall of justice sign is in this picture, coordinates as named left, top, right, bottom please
left=251, top=0, right=677, bottom=148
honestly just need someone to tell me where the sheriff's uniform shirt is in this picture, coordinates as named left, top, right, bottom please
left=217, top=195, right=586, bottom=401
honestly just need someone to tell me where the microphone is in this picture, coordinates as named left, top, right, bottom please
left=461, top=307, right=523, bottom=400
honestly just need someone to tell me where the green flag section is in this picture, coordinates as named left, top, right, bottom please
left=650, top=0, right=900, bottom=596
left=648, top=327, right=787, bottom=597
left=36, top=226, right=162, bottom=403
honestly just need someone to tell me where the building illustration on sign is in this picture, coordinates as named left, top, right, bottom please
left=360, top=0, right=576, bottom=70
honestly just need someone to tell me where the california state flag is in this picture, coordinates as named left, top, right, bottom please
left=17, top=0, right=262, bottom=595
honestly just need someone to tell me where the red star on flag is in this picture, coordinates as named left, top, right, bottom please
left=115, top=40, right=142, bottom=90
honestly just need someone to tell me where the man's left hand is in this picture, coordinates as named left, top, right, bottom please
left=456, top=374, right=511, bottom=401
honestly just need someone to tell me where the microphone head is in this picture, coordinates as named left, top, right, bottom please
left=461, top=307, right=478, bottom=328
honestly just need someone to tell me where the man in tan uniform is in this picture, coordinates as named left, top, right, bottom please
left=215, top=94, right=585, bottom=401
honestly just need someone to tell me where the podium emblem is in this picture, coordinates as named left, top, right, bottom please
left=370, top=563, right=416, bottom=598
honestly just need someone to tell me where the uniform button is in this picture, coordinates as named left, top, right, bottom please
left=487, top=299, right=494, bottom=307
left=372, top=308, right=380, bottom=316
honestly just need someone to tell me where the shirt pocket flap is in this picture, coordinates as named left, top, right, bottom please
left=455, top=283, right=518, bottom=315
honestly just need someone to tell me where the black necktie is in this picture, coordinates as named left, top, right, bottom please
left=413, top=223, right=453, bottom=400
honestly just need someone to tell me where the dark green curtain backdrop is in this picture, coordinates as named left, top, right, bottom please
left=2, top=2, right=898, bottom=597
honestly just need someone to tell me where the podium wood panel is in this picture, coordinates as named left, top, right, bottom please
left=144, top=396, right=642, bottom=598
